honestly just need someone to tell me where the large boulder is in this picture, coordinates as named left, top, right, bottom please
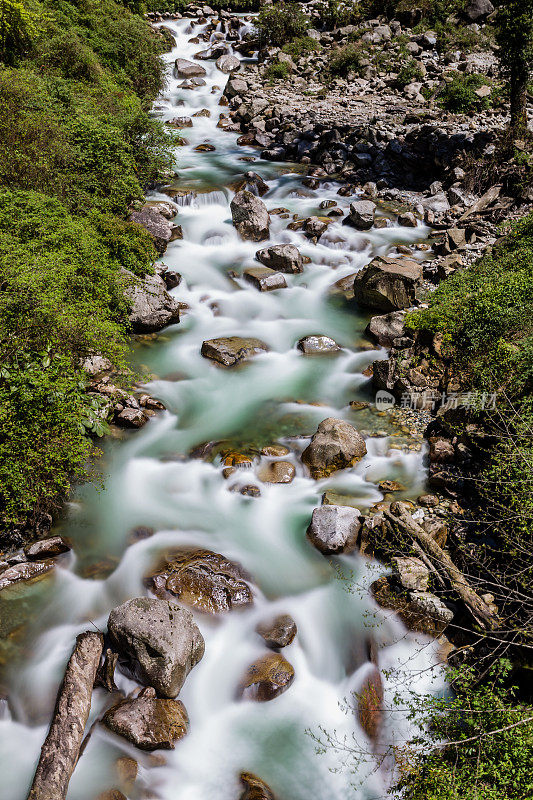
left=365, top=311, right=406, bottom=347
left=239, top=653, right=294, bottom=701
left=255, top=244, right=303, bottom=273
left=243, top=267, right=287, bottom=292
left=0, top=560, right=54, bottom=592
left=129, top=206, right=176, bottom=254
left=103, top=688, right=188, bottom=751
left=307, top=505, right=361, bottom=554
left=239, top=772, right=276, bottom=800
left=353, top=256, right=422, bottom=311
left=231, top=191, right=270, bottom=241
left=216, top=54, right=240, bottom=73
left=149, top=548, right=254, bottom=614
left=201, top=336, right=269, bottom=367
left=345, top=200, right=376, bottom=230
left=175, top=58, right=207, bottom=77
left=302, top=418, right=367, bottom=479
left=465, top=0, right=494, bottom=21
left=297, top=335, right=340, bottom=355
left=122, top=270, right=180, bottom=334
left=107, top=597, right=204, bottom=698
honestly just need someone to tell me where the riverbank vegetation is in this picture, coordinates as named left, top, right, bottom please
left=0, top=0, right=171, bottom=545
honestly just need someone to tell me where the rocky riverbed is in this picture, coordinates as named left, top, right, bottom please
left=0, top=5, right=530, bottom=800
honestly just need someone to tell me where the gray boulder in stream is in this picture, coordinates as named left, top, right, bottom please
left=256, top=244, right=303, bottom=273
left=122, top=269, right=181, bottom=334
left=231, top=190, right=270, bottom=241
left=108, top=597, right=205, bottom=698
left=353, top=256, right=422, bottom=312
left=175, top=58, right=206, bottom=78
left=302, top=418, right=367, bottom=479
left=307, top=505, right=361, bottom=554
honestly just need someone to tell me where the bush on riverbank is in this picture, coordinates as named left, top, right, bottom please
left=256, top=2, right=309, bottom=47
left=0, top=0, right=167, bottom=545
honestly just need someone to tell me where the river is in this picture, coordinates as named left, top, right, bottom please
left=0, top=15, right=443, bottom=800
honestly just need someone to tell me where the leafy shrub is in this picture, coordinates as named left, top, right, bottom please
left=265, top=61, right=290, bottom=81
left=439, top=72, right=493, bottom=113
left=256, top=2, right=309, bottom=47
left=314, top=0, right=362, bottom=30
left=282, top=35, right=320, bottom=58
left=0, top=0, right=40, bottom=64
left=394, top=57, right=423, bottom=87
left=328, top=41, right=366, bottom=76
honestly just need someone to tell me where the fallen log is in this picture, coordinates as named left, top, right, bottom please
left=27, top=631, right=104, bottom=800
left=384, top=507, right=498, bottom=631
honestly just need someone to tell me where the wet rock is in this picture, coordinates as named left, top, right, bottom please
left=144, top=199, right=178, bottom=220
left=225, top=77, right=248, bottom=99
left=175, top=58, right=207, bottom=77
left=256, top=614, right=297, bottom=649
left=216, top=54, right=240, bottom=73
left=243, top=267, right=287, bottom=291
left=378, top=480, right=404, bottom=492
left=261, top=444, right=290, bottom=457
left=391, top=556, right=430, bottom=592
left=239, top=485, right=261, bottom=497
left=302, top=418, right=367, bottom=479
left=116, top=407, right=149, bottom=429
left=345, top=201, right=376, bottom=230
left=257, top=461, right=295, bottom=484
left=307, top=505, right=361, bottom=554
left=353, top=256, right=422, bottom=312
left=179, top=77, right=207, bottom=89
left=194, top=143, right=216, bottom=152
left=255, top=244, right=303, bottom=274
left=231, top=191, right=270, bottom=241
left=365, top=311, right=406, bottom=348
left=25, top=537, right=70, bottom=560
left=297, top=335, right=340, bottom=355
left=239, top=772, right=276, bottom=800
left=0, top=560, right=54, bottom=592
left=122, top=270, right=181, bottom=334
left=239, top=653, right=294, bottom=702
left=201, top=336, right=269, bottom=367
left=107, top=597, right=205, bottom=698
left=103, top=688, right=188, bottom=751
left=129, top=206, right=173, bottom=254
left=397, top=212, right=417, bottom=227
left=150, top=548, right=254, bottom=614
left=357, top=666, right=383, bottom=741
left=167, top=116, right=193, bottom=127
left=304, top=216, right=328, bottom=239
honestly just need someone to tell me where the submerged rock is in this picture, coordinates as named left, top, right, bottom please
left=239, top=772, right=276, bottom=800
left=231, top=191, right=270, bottom=241
left=353, top=256, right=422, bottom=311
left=103, top=688, right=188, bottom=751
left=302, top=418, right=367, bottom=479
left=122, top=270, right=180, bottom=334
left=356, top=666, right=383, bottom=742
left=107, top=597, right=204, bottom=698
left=201, top=336, right=269, bottom=367
left=257, top=461, right=295, bottom=484
left=239, top=653, right=295, bottom=701
left=307, top=505, right=361, bottom=554
left=149, top=548, right=254, bottom=614
left=256, top=614, right=297, bottom=649
left=255, top=244, right=303, bottom=273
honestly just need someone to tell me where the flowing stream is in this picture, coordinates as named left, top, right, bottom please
left=0, top=17, right=444, bottom=800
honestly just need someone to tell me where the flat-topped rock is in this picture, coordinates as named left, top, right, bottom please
left=255, top=244, right=303, bottom=273
left=201, top=336, right=269, bottom=367
left=149, top=548, right=254, bottom=614
left=307, top=505, right=361, bottom=554
left=345, top=200, right=376, bottom=230
left=353, top=256, right=422, bottom=311
left=103, top=688, right=188, bottom=751
left=25, top=536, right=70, bottom=560
left=175, top=58, right=207, bottom=77
left=257, top=461, right=295, bottom=483
left=0, top=560, right=54, bottom=592
left=108, top=597, right=204, bottom=698
left=302, top=418, right=367, bottom=479
left=243, top=267, right=287, bottom=292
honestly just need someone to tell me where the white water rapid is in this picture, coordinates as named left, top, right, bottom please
left=0, top=16, right=444, bottom=800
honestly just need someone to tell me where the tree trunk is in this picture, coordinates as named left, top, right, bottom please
left=510, top=61, right=529, bottom=137
left=27, top=631, right=104, bottom=800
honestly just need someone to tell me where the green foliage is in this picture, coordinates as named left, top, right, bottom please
left=0, top=0, right=165, bottom=541
left=328, top=40, right=366, bottom=76
left=397, top=661, right=533, bottom=800
left=406, top=213, right=533, bottom=394
left=314, top=0, right=363, bottom=30
left=0, top=0, right=40, bottom=63
left=495, top=0, right=533, bottom=77
left=265, top=61, right=290, bottom=81
left=394, top=57, right=423, bottom=87
left=256, top=2, right=309, bottom=48
left=438, top=72, right=493, bottom=113
left=282, top=35, right=321, bottom=59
